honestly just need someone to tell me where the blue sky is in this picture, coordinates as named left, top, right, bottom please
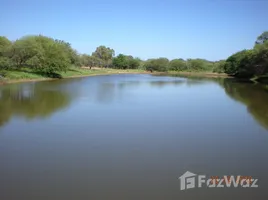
left=1, top=0, right=267, bottom=61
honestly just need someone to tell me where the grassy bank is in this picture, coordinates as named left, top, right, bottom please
left=0, top=68, right=231, bottom=85
left=0, top=68, right=149, bottom=84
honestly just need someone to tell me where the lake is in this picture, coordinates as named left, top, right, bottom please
left=0, top=74, right=267, bottom=199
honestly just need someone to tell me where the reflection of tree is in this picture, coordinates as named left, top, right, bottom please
left=149, top=80, right=184, bottom=88
left=0, top=84, right=71, bottom=127
left=167, top=74, right=225, bottom=87
left=223, top=79, right=268, bottom=130
left=118, top=81, right=142, bottom=89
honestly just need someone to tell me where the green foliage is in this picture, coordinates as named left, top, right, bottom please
left=224, top=31, right=268, bottom=78
left=168, top=59, right=187, bottom=71
left=144, top=58, right=169, bottom=72
left=35, top=36, right=71, bottom=74
left=0, top=37, right=13, bottom=70
left=112, top=54, right=140, bottom=69
left=255, top=31, right=268, bottom=45
left=0, top=57, right=13, bottom=70
left=128, top=58, right=140, bottom=69
left=0, top=35, right=79, bottom=75
left=11, top=36, right=41, bottom=67
left=80, top=54, right=102, bottom=68
left=55, top=40, right=80, bottom=66
left=212, top=60, right=225, bottom=73
left=167, top=58, right=214, bottom=72
left=112, top=54, right=129, bottom=69
left=224, top=50, right=257, bottom=78
left=0, top=36, right=12, bottom=56
left=187, top=59, right=213, bottom=71
left=92, top=46, right=115, bottom=67
left=3, top=31, right=268, bottom=79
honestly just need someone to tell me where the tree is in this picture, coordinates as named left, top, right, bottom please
left=186, top=59, right=212, bottom=71
left=112, top=54, right=141, bottom=69
left=0, top=36, right=12, bottom=56
left=255, top=31, right=268, bottom=45
left=128, top=58, right=140, bottom=69
left=168, top=59, right=187, bottom=71
left=223, top=31, right=268, bottom=78
left=81, top=54, right=103, bottom=68
left=212, top=60, right=225, bottom=73
left=112, top=54, right=129, bottom=69
left=9, top=35, right=71, bottom=75
left=55, top=39, right=80, bottom=66
left=224, top=49, right=255, bottom=78
left=32, top=36, right=71, bottom=74
left=144, top=58, right=169, bottom=72
left=252, top=41, right=268, bottom=75
left=92, top=46, right=115, bottom=67
left=11, top=36, right=41, bottom=67
left=0, top=36, right=13, bottom=70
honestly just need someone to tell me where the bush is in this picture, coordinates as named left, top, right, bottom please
left=224, top=50, right=256, bottom=78
left=144, top=58, right=169, bottom=72
left=168, top=59, right=187, bottom=71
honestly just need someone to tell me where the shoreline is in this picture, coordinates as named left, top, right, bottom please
left=0, top=70, right=229, bottom=85
left=166, top=71, right=230, bottom=78
left=0, top=71, right=151, bottom=85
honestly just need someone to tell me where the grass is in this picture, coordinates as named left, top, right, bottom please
left=0, top=67, right=148, bottom=84
left=2, top=69, right=45, bottom=80
left=0, top=67, right=230, bottom=85
left=59, top=68, right=147, bottom=77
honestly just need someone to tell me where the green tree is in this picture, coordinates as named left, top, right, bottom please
left=255, top=31, right=268, bottom=45
left=80, top=54, right=97, bottom=68
left=144, top=58, right=169, bottom=72
left=128, top=57, right=140, bottom=69
left=212, top=60, right=225, bottom=73
left=11, top=36, right=41, bottom=68
left=186, top=59, right=212, bottom=71
left=55, top=39, right=80, bottom=66
left=112, top=54, right=140, bottom=69
left=0, top=36, right=12, bottom=56
left=252, top=41, right=268, bottom=76
left=224, top=49, right=256, bottom=78
left=223, top=32, right=268, bottom=78
left=10, top=35, right=71, bottom=75
left=0, top=36, right=13, bottom=70
left=168, top=59, right=187, bottom=71
left=112, top=54, right=129, bottom=69
left=92, top=46, right=115, bottom=67
left=33, top=35, right=71, bottom=74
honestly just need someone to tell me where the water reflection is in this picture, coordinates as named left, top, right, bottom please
left=0, top=83, right=72, bottom=126
left=1, top=75, right=268, bottom=131
left=94, top=79, right=185, bottom=103
left=149, top=80, right=184, bottom=88
left=168, top=75, right=268, bottom=130
left=223, top=79, right=268, bottom=130
left=117, top=80, right=185, bottom=88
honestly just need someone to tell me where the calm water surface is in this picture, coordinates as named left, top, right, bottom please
left=0, top=74, right=268, bottom=200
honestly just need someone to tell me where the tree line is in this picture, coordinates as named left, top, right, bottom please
left=0, top=32, right=267, bottom=78
left=223, top=31, right=268, bottom=78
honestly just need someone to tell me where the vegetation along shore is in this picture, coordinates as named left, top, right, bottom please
left=1, top=31, right=267, bottom=84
